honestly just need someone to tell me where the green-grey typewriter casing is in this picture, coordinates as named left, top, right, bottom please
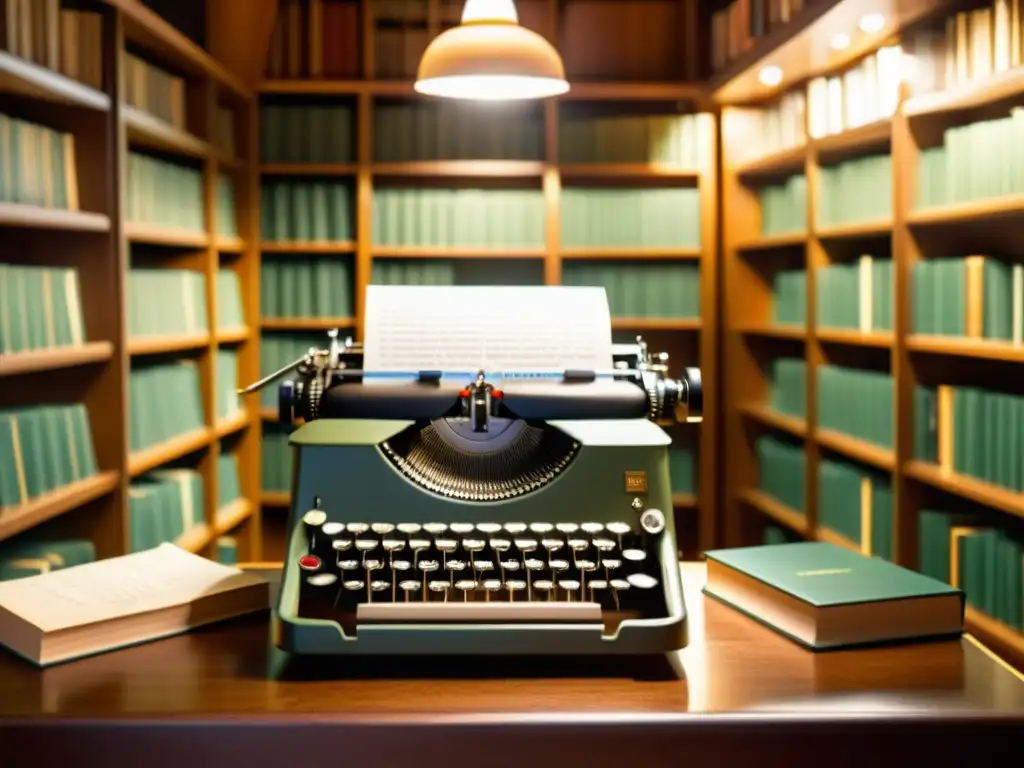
left=274, top=417, right=687, bottom=655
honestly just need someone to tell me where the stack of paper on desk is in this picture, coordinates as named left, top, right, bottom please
left=0, top=543, right=269, bottom=666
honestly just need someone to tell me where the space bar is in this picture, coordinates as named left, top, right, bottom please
left=356, top=602, right=602, bottom=623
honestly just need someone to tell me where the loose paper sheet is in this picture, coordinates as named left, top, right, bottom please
left=0, top=543, right=266, bottom=633
left=363, top=285, right=614, bottom=375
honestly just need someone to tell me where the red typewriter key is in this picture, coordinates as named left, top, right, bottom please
left=298, top=554, right=322, bottom=572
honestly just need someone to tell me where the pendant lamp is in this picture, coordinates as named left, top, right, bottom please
left=414, top=0, right=569, bottom=100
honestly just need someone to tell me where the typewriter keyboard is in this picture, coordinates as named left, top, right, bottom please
left=296, top=513, right=665, bottom=628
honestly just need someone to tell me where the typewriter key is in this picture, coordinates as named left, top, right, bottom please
left=455, top=579, right=478, bottom=600
left=556, top=522, right=580, bottom=534
left=382, top=539, right=406, bottom=556
left=303, top=510, right=328, bottom=529
left=514, top=538, right=538, bottom=552
left=476, top=523, right=502, bottom=534
left=483, top=579, right=503, bottom=599
left=332, top=538, right=354, bottom=552
left=450, top=522, right=474, bottom=534
left=505, top=579, right=526, bottom=600
left=592, top=537, right=616, bottom=552
left=429, top=580, right=450, bottom=599
left=435, top=538, right=459, bottom=553
left=399, top=579, right=420, bottom=600
left=549, top=559, right=569, bottom=573
left=541, top=538, right=564, bottom=553
left=337, top=558, right=360, bottom=571
left=298, top=555, right=322, bottom=572
left=307, top=573, right=337, bottom=587
left=504, top=522, right=528, bottom=534
left=321, top=522, right=345, bottom=536
left=622, top=548, right=647, bottom=562
left=524, top=558, right=545, bottom=571
left=347, top=523, right=370, bottom=535
left=529, top=522, right=554, bottom=534
left=602, top=558, right=622, bottom=571
left=409, top=538, right=431, bottom=551
left=581, top=522, right=604, bottom=534
left=355, top=538, right=379, bottom=552
left=418, top=559, right=440, bottom=599
left=446, top=560, right=467, bottom=582
left=533, top=579, right=555, bottom=599
left=567, top=537, right=589, bottom=554
left=587, top=579, right=608, bottom=605
left=558, top=579, right=581, bottom=601
left=577, top=559, right=597, bottom=572
left=371, top=523, right=396, bottom=535
left=606, top=522, right=631, bottom=536
left=500, top=558, right=520, bottom=572
left=474, top=560, right=495, bottom=573
left=392, top=560, right=412, bottom=571
left=627, top=573, right=658, bottom=590
left=609, top=579, right=630, bottom=610
left=370, top=579, right=390, bottom=596
left=489, top=538, right=512, bottom=552
left=400, top=523, right=425, bottom=535
left=462, top=538, right=485, bottom=551
left=364, top=559, right=384, bottom=573
left=343, top=579, right=365, bottom=592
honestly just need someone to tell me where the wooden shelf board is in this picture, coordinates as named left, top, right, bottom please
left=560, top=247, right=701, bottom=260
left=611, top=317, right=700, bottom=331
left=812, top=120, right=892, bottom=160
left=0, top=202, right=111, bottom=232
left=738, top=488, right=810, bottom=536
left=372, top=247, right=545, bottom=259
left=217, top=154, right=246, bottom=172
left=735, top=231, right=807, bottom=251
left=123, top=105, right=210, bottom=158
left=905, top=460, right=1024, bottom=521
left=816, top=526, right=861, bottom=553
left=262, top=163, right=358, bottom=175
left=373, top=161, right=544, bottom=178
left=215, top=498, right=255, bottom=535
left=128, top=427, right=213, bottom=478
left=214, top=410, right=250, bottom=439
left=261, top=317, right=356, bottom=331
left=815, top=428, right=896, bottom=471
left=559, top=163, right=699, bottom=181
left=216, top=237, right=244, bottom=252
left=905, top=67, right=1024, bottom=119
left=261, top=241, right=356, bottom=253
left=672, top=493, right=698, bottom=508
left=0, top=342, right=114, bottom=377
left=260, top=79, right=410, bottom=95
left=0, top=471, right=120, bottom=542
left=127, top=333, right=210, bottom=356
left=815, top=219, right=893, bottom=241
left=738, top=325, right=807, bottom=340
left=175, top=523, right=215, bottom=554
left=965, top=607, right=1024, bottom=670
left=0, top=50, right=110, bottom=110
left=735, top=145, right=807, bottom=179
left=260, top=491, right=291, bottom=507
left=907, top=196, right=1024, bottom=227
left=817, top=328, right=893, bottom=348
left=124, top=222, right=210, bottom=247
left=741, top=404, right=807, bottom=437
left=216, top=327, right=251, bottom=344
left=907, top=335, right=1024, bottom=362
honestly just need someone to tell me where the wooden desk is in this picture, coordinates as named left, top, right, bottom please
left=0, top=563, right=1021, bottom=766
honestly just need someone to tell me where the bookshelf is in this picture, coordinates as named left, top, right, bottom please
left=0, top=0, right=258, bottom=579
left=254, top=0, right=718, bottom=561
left=720, top=0, right=1024, bottom=669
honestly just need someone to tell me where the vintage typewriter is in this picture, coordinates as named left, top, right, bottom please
left=243, top=286, right=701, bottom=656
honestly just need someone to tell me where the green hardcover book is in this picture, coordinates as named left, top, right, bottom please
left=703, top=541, right=965, bottom=650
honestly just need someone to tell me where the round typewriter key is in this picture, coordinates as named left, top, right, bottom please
left=588, top=579, right=608, bottom=591
left=418, top=559, right=440, bottom=572
left=474, top=560, right=495, bottom=572
left=371, top=523, right=396, bottom=535
left=429, top=580, right=450, bottom=594
left=364, top=559, right=384, bottom=571
left=343, top=579, right=365, bottom=591
left=463, top=538, right=486, bottom=552
left=639, top=509, right=666, bottom=535
left=450, top=522, right=474, bottom=534
left=567, top=537, right=589, bottom=552
left=606, top=521, right=631, bottom=536
left=446, top=559, right=467, bottom=572
left=581, top=522, right=604, bottom=534
left=504, top=522, right=528, bottom=534
left=555, top=522, right=580, bottom=534
left=321, top=522, right=345, bottom=536
left=399, top=580, right=420, bottom=600
left=337, top=559, right=360, bottom=571
left=524, top=558, right=545, bottom=571
left=610, top=579, right=630, bottom=591
left=298, top=554, right=322, bottom=572
left=347, top=522, right=369, bottom=535
left=549, top=559, right=570, bottom=573
left=505, top=579, right=526, bottom=600
left=533, top=579, right=554, bottom=593
left=455, top=579, right=478, bottom=600
left=558, top=579, right=581, bottom=598
left=307, top=573, right=337, bottom=587
left=303, top=510, right=328, bottom=528
left=577, top=559, right=597, bottom=572
left=529, top=522, right=554, bottom=534
left=602, top=558, right=622, bottom=571
left=627, top=574, right=659, bottom=590
left=382, top=538, right=406, bottom=552
left=477, top=523, right=502, bottom=534
left=400, top=522, right=425, bottom=534
left=332, top=538, right=354, bottom=552
left=489, top=538, right=512, bottom=552
left=541, top=538, right=564, bottom=552
left=501, top=560, right=521, bottom=573
left=435, top=538, right=459, bottom=553
left=355, top=538, right=379, bottom=552
left=483, top=579, right=502, bottom=592
left=409, top=538, right=431, bottom=551
left=514, top=538, right=538, bottom=552
left=623, top=548, right=647, bottom=562
left=370, top=580, right=390, bottom=592
left=592, top=537, right=616, bottom=552
left=393, top=560, right=412, bottom=572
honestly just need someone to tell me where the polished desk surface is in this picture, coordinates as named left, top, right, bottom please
left=0, top=563, right=1022, bottom=766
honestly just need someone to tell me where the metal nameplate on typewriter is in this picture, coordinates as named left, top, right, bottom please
left=356, top=602, right=603, bottom=624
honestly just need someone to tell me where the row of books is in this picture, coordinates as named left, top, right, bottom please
left=0, top=538, right=96, bottom=581
left=128, top=361, right=204, bottom=455
left=260, top=332, right=329, bottom=410
left=124, top=52, right=187, bottom=132
left=262, top=422, right=292, bottom=493
left=759, top=174, right=806, bottom=235
left=265, top=0, right=361, bottom=80
left=768, top=357, right=807, bottom=419
left=129, top=469, right=205, bottom=553
left=0, top=264, right=84, bottom=355
left=916, top=384, right=1024, bottom=493
left=747, top=91, right=806, bottom=161
left=709, top=0, right=811, bottom=72
left=818, top=457, right=893, bottom=560
left=217, top=270, right=246, bottom=331
left=215, top=351, right=242, bottom=423
left=372, top=257, right=542, bottom=286
left=217, top=176, right=238, bottom=239
left=0, top=404, right=98, bottom=510
left=772, top=268, right=807, bottom=327
left=943, top=518, right=1023, bottom=632
left=372, top=188, right=545, bottom=248
left=0, top=1, right=102, bottom=90
left=261, top=257, right=355, bottom=320
left=911, top=256, right=1024, bottom=341
left=916, top=113, right=1024, bottom=210
left=127, top=268, right=207, bottom=339
left=125, top=152, right=204, bottom=233
left=818, top=365, right=893, bottom=449
left=261, top=180, right=354, bottom=243
left=755, top=435, right=806, bottom=514
left=559, top=113, right=713, bottom=169
left=0, top=112, right=79, bottom=210
left=817, top=256, right=894, bottom=332
left=260, top=103, right=354, bottom=164
left=562, top=188, right=701, bottom=249
left=562, top=262, right=701, bottom=319
left=817, top=154, right=892, bottom=227
left=374, top=26, right=428, bottom=80
left=806, top=46, right=901, bottom=139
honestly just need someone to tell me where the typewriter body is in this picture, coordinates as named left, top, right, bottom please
left=244, top=286, right=702, bottom=657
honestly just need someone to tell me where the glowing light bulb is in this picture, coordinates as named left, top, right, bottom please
left=462, top=0, right=518, bottom=23
left=758, top=65, right=783, bottom=87
left=859, top=13, right=885, bottom=34
left=830, top=33, right=851, bottom=50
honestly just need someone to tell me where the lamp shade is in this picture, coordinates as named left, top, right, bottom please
left=414, top=0, right=569, bottom=100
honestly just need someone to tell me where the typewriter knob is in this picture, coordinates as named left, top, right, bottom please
left=682, top=367, right=703, bottom=423
left=640, top=508, right=666, bottom=535
left=279, top=379, right=296, bottom=425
